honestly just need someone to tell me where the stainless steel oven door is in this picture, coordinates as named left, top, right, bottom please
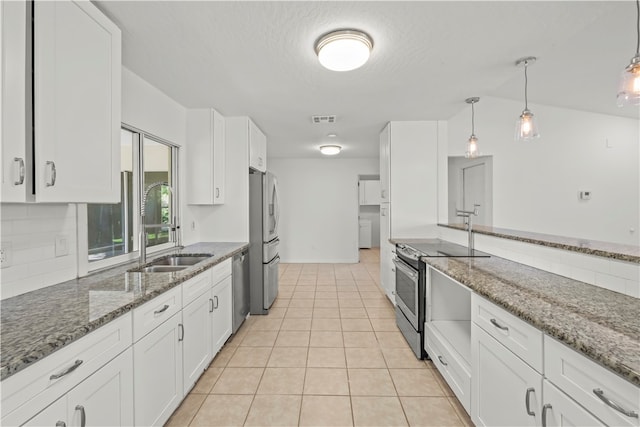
left=393, top=256, right=420, bottom=330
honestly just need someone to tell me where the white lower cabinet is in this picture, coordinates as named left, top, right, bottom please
left=25, top=347, right=134, bottom=427
left=471, top=323, right=542, bottom=427
left=542, top=380, right=604, bottom=427
left=211, top=275, right=233, bottom=355
left=182, top=289, right=213, bottom=395
left=133, top=312, right=183, bottom=427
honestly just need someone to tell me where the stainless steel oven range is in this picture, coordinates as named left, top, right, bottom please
left=394, top=240, right=491, bottom=359
left=394, top=244, right=427, bottom=359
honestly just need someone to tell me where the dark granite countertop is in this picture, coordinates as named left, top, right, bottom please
left=439, top=223, right=640, bottom=263
left=0, top=242, right=248, bottom=381
left=417, top=252, right=640, bottom=387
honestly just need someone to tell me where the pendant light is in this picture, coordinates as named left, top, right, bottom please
left=515, top=56, right=540, bottom=141
left=617, top=0, right=640, bottom=106
left=465, top=97, right=480, bottom=158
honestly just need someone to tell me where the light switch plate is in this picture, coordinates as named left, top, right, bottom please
left=1, top=242, right=12, bottom=268
left=55, top=234, right=69, bottom=257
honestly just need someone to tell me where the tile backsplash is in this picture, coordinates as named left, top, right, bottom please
left=1, top=204, right=78, bottom=300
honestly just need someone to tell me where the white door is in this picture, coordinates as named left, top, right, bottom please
left=211, top=276, right=233, bottom=354
left=542, top=380, right=604, bottom=427
left=66, top=348, right=134, bottom=427
left=134, top=313, right=183, bottom=427
left=463, top=163, right=487, bottom=226
left=183, top=291, right=213, bottom=395
left=472, top=324, right=542, bottom=427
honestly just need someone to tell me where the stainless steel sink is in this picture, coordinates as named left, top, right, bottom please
left=150, top=255, right=211, bottom=266
left=138, top=265, right=189, bottom=273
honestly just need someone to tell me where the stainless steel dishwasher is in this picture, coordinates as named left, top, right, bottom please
left=232, top=249, right=250, bottom=333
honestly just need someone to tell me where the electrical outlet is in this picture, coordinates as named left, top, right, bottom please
left=1, top=242, right=12, bottom=268
left=55, top=234, right=69, bottom=257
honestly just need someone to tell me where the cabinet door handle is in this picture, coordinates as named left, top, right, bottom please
left=55, top=422, right=66, bottom=427
left=216, top=187, right=220, bottom=198
left=14, top=157, right=25, bottom=185
left=178, top=323, right=184, bottom=342
left=50, top=359, right=83, bottom=380
left=541, top=404, right=552, bottom=427
left=437, top=355, right=448, bottom=366
left=75, top=405, right=86, bottom=427
left=209, top=298, right=214, bottom=313
left=45, top=161, right=57, bottom=187
left=593, top=388, right=639, bottom=418
left=525, top=387, right=535, bottom=416
left=490, top=318, right=509, bottom=331
left=154, top=304, right=170, bottom=315
left=213, top=295, right=219, bottom=309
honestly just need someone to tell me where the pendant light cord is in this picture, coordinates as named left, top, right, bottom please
left=636, top=0, right=639, bottom=55
left=524, top=62, right=529, bottom=110
left=471, top=101, right=475, bottom=134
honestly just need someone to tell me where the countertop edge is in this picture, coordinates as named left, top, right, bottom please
left=0, top=242, right=248, bottom=382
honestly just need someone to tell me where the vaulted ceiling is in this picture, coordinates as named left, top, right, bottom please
left=95, top=1, right=639, bottom=158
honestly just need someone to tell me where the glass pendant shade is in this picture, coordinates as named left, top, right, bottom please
left=617, top=54, right=640, bottom=106
left=466, top=135, right=479, bottom=158
left=515, top=109, right=540, bottom=141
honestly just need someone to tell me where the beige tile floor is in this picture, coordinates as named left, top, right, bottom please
left=166, top=248, right=473, bottom=427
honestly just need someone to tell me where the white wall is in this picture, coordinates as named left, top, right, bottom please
left=269, top=157, right=379, bottom=263
left=446, top=96, right=640, bottom=245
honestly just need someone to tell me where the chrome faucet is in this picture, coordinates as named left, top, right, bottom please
left=456, top=204, right=480, bottom=254
left=140, top=182, right=181, bottom=265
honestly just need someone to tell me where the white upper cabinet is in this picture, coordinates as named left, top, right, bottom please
left=359, top=180, right=381, bottom=205
left=249, top=119, right=267, bottom=172
left=187, top=108, right=226, bottom=204
left=1, top=0, right=122, bottom=203
left=1, top=1, right=27, bottom=202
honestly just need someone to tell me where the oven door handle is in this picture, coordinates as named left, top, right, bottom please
left=392, top=257, right=419, bottom=282
left=397, top=245, right=420, bottom=261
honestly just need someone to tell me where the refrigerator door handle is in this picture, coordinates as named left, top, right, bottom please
left=273, top=178, right=280, bottom=236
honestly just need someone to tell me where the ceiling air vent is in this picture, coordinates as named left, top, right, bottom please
left=311, top=115, right=336, bottom=124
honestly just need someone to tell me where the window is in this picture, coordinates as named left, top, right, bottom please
left=88, top=127, right=179, bottom=266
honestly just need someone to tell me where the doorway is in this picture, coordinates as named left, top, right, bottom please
left=448, top=156, right=493, bottom=226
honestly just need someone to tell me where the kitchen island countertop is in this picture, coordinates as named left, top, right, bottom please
left=390, top=238, right=639, bottom=387
left=0, top=242, right=248, bottom=381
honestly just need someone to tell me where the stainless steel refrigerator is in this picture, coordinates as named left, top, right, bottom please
left=249, top=170, right=280, bottom=314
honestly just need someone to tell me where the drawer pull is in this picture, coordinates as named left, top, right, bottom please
left=525, top=387, right=535, bottom=416
left=75, top=405, right=86, bottom=427
left=437, top=355, right=448, bottom=366
left=542, top=404, right=552, bottom=427
left=154, top=304, right=170, bottom=315
left=50, top=359, right=83, bottom=380
left=490, top=318, right=509, bottom=331
left=55, top=422, right=66, bottom=427
left=593, top=388, right=639, bottom=418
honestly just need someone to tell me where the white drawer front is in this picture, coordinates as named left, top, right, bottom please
left=425, top=324, right=471, bottom=413
left=211, top=258, right=232, bottom=285
left=133, top=286, right=182, bottom=342
left=545, top=336, right=639, bottom=427
left=182, top=270, right=212, bottom=307
left=472, top=293, right=543, bottom=372
left=1, top=312, right=132, bottom=425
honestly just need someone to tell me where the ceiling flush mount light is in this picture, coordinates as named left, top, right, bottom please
left=315, top=29, right=373, bottom=72
left=617, top=0, right=640, bottom=106
left=515, top=56, right=540, bottom=142
left=320, top=145, right=342, bottom=155
left=465, top=97, right=480, bottom=158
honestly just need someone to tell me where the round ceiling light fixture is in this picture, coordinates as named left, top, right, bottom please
left=319, top=145, right=342, bottom=155
left=315, top=29, right=373, bottom=72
